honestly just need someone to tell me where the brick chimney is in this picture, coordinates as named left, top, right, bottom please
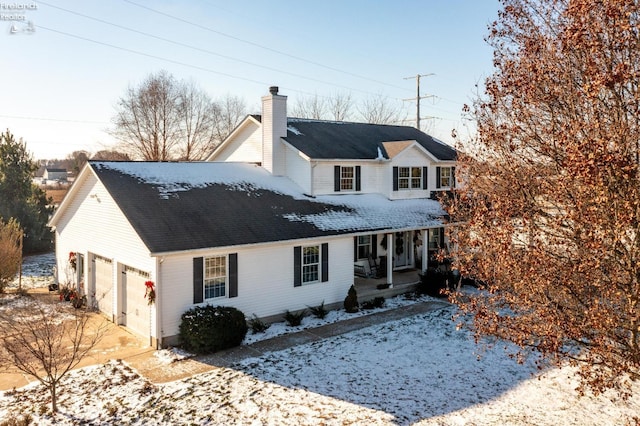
left=261, top=86, right=287, bottom=176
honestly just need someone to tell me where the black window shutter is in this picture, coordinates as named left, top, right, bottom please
left=422, top=166, right=428, bottom=189
left=334, top=166, right=341, bottom=192
left=321, top=243, right=329, bottom=282
left=371, top=234, right=378, bottom=258
left=436, top=166, right=441, bottom=188
left=353, top=236, right=358, bottom=261
left=440, top=227, right=445, bottom=248
left=355, top=166, right=361, bottom=191
left=393, top=166, right=399, bottom=191
left=451, top=166, right=456, bottom=188
left=193, top=257, right=203, bottom=304
left=293, top=246, right=302, bottom=287
left=228, top=253, right=238, bottom=298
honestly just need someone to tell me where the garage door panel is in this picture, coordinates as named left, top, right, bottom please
left=122, top=266, right=151, bottom=338
left=93, top=256, right=113, bottom=317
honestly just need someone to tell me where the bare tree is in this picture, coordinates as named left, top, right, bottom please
left=0, top=298, right=107, bottom=413
left=327, top=92, right=353, bottom=121
left=0, top=218, right=21, bottom=293
left=290, top=93, right=327, bottom=120
left=176, top=80, right=219, bottom=160
left=111, top=71, right=223, bottom=161
left=448, top=0, right=640, bottom=397
left=357, top=93, right=405, bottom=124
left=91, top=149, right=131, bottom=161
left=212, top=94, right=247, bottom=146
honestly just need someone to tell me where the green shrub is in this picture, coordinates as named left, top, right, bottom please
left=343, top=285, right=359, bottom=313
left=307, top=301, right=328, bottom=319
left=283, top=309, right=306, bottom=326
left=362, top=296, right=385, bottom=310
left=248, top=314, right=270, bottom=334
left=179, top=305, right=248, bottom=354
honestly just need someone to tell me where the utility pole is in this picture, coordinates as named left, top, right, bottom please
left=403, top=73, right=434, bottom=130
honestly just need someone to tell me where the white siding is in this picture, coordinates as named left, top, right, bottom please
left=53, top=171, right=156, bottom=338
left=212, top=122, right=262, bottom=163
left=389, top=145, right=433, bottom=200
left=284, top=145, right=312, bottom=194
left=158, top=237, right=354, bottom=340
left=312, top=161, right=389, bottom=196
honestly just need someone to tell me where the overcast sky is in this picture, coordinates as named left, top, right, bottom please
left=2, top=0, right=501, bottom=160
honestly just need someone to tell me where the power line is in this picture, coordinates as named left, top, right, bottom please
left=123, top=0, right=411, bottom=93
left=38, top=2, right=389, bottom=96
left=0, top=114, right=108, bottom=125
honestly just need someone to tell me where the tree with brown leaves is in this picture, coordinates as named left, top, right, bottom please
left=449, top=0, right=640, bottom=397
left=0, top=218, right=21, bottom=293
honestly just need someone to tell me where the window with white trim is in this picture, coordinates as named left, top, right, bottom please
left=357, top=235, right=371, bottom=260
left=439, top=167, right=452, bottom=188
left=204, top=255, right=226, bottom=299
left=340, top=166, right=355, bottom=190
left=398, top=167, right=422, bottom=189
left=302, top=245, right=320, bottom=284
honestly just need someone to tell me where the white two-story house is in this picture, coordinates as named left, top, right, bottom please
left=48, top=86, right=457, bottom=348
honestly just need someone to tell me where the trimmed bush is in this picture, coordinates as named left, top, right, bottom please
left=343, top=285, right=359, bottom=313
left=362, top=296, right=385, bottom=310
left=417, top=268, right=447, bottom=297
left=307, top=301, right=328, bottom=319
left=247, top=314, right=270, bottom=334
left=283, top=309, right=306, bottom=326
left=179, top=305, right=248, bottom=354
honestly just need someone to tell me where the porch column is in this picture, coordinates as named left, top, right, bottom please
left=386, top=232, right=394, bottom=288
left=422, top=229, right=429, bottom=272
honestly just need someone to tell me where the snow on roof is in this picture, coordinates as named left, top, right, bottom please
left=90, top=161, right=446, bottom=251
left=288, top=193, right=445, bottom=232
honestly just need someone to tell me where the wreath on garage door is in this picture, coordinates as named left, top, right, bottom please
left=144, top=280, right=156, bottom=305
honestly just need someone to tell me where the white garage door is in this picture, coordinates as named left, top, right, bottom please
left=121, top=265, right=151, bottom=338
left=93, top=255, right=113, bottom=318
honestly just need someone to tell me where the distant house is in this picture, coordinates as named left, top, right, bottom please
left=43, top=168, right=68, bottom=182
left=49, top=86, right=457, bottom=348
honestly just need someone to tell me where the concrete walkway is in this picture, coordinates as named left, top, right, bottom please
left=0, top=299, right=450, bottom=390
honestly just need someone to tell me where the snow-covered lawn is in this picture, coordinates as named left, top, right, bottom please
left=0, top=302, right=638, bottom=425
left=1, top=253, right=638, bottom=425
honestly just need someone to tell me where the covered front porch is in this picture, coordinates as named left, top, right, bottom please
left=354, top=269, right=421, bottom=300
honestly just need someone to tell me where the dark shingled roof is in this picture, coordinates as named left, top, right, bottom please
left=281, top=118, right=457, bottom=161
left=89, top=162, right=445, bottom=254
left=91, top=162, right=354, bottom=253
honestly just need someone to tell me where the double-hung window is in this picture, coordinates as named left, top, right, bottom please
left=340, top=166, right=355, bottom=191
left=334, top=165, right=361, bottom=192
left=440, top=167, right=452, bottom=188
left=294, top=243, right=329, bottom=286
left=193, top=254, right=238, bottom=304
left=204, top=255, right=226, bottom=299
left=302, top=245, right=320, bottom=284
left=436, top=166, right=455, bottom=189
left=397, top=167, right=422, bottom=190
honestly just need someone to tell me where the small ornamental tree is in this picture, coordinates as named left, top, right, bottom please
left=343, top=285, right=359, bottom=313
left=448, top=0, right=640, bottom=397
left=0, top=218, right=22, bottom=293
left=0, top=298, right=107, bottom=413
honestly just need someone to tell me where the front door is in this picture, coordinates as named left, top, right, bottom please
left=393, top=231, right=411, bottom=269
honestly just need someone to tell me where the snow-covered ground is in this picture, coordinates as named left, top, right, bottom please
left=1, top=254, right=638, bottom=425
left=8, top=252, right=56, bottom=290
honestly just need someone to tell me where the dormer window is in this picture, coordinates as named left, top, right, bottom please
left=334, top=166, right=361, bottom=192
left=393, top=166, right=428, bottom=191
